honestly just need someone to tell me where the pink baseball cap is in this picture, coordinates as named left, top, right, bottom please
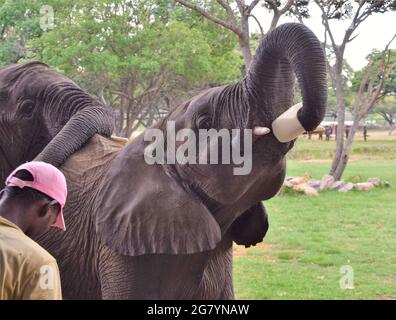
left=5, top=161, right=67, bottom=231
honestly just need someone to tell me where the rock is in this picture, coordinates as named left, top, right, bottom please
left=293, top=183, right=319, bottom=196
left=355, top=182, right=375, bottom=191
left=350, top=175, right=363, bottom=183
left=329, top=181, right=346, bottom=191
left=380, top=181, right=391, bottom=188
left=320, top=174, right=335, bottom=191
left=338, top=182, right=354, bottom=193
left=308, top=180, right=321, bottom=191
left=304, top=187, right=320, bottom=197
left=292, top=184, right=305, bottom=193
left=368, top=177, right=381, bottom=187
left=283, top=180, right=294, bottom=188
left=289, top=176, right=311, bottom=186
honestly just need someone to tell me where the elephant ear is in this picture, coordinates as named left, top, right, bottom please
left=93, top=135, right=221, bottom=256
left=231, top=202, right=269, bottom=248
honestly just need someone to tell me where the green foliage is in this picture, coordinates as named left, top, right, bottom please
left=375, top=96, right=396, bottom=126
left=352, top=49, right=396, bottom=96
left=0, top=0, right=44, bottom=64
left=31, top=0, right=241, bottom=82
left=22, top=0, right=243, bottom=134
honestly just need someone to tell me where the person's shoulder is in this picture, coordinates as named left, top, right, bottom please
left=20, top=233, right=56, bottom=266
left=26, top=237, right=56, bottom=264
left=2, top=227, right=56, bottom=267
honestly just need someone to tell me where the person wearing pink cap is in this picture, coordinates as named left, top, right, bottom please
left=0, top=161, right=67, bottom=300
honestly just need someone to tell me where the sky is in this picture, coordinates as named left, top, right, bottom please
left=249, top=2, right=396, bottom=71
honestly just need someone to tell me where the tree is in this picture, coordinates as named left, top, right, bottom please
left=326, top=56, right=354, bottom=114
left=330, top=36, right=396, bottom=179
left=312, top=0, right=396, bottom=180
left=31, top=0, right=242, bottom=136
left=0, top=0, right=44, bottom=64
left=376, top=97, right=396, bottom=134
left=353, top=49, right=396, bottom=133
left=353, top=49, right=396, bottom=95
left=174, top=0, right=309, bottom=69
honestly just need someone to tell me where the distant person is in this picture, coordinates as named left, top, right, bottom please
left=345, top=126, right=350, bottom=139
left=0, top=162, right=67, bottom=300
left=325, top=126, right=331, bottom=141
left=363, top=126, right=368, bottom=142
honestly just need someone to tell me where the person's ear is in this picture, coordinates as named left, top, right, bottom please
left=36, top=201, right=57, bottom=223
left=37, top=201, right=50, bottom=218
left=93, top=135, right=221, bottom=256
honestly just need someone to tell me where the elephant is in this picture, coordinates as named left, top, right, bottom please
left=0, top=61, right=114, bottom=187
left=0, top=23, right=327, bottom=299
left=89, top=22, right=327, bottom=299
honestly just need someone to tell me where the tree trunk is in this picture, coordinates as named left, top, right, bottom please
left=270, top=13, right=281, bottom=31
left=239, top=36, right=252, bottom=70
left=332, top=119, right=359, bottom=181
left=329, top=67, right=346, bottom=176
left=125, top=103, right=133, bottom=138
left=115, top=78, right=129, bottom=136
left=239, top=15, right=252, bottom=71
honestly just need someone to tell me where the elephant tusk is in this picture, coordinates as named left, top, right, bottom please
left=253, top=127, right=271, bottom=136
left=272, top=102, right=305, bottom=143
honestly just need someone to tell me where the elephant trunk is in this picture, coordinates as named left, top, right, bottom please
left=245, top=23, right=327, bottom=142
left=35, top=83, right=114, bottom=167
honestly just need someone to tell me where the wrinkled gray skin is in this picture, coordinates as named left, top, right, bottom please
left=0, top=62, right=113, bottom=299
left=0, top=23, right=327, bottom=299
left=91, top=23, right=327, bottom=299
left=0, top=61, right=114, bottom=185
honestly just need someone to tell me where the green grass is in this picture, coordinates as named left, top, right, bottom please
left=288, top=135, right=396, bottom=161
left=233, top=133, right=396, bottom=300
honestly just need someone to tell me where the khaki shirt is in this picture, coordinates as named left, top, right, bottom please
left=0, top=215, right=62, bottom=300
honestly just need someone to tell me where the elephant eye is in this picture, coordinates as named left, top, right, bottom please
left=196, top=114, right=212, bottom=129
left=18, top=100, right=35, bottom=118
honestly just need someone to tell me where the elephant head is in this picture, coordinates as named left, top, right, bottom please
left=0, top=62, right=114, bottom=187
left=94, top=23, right=327, bottom=256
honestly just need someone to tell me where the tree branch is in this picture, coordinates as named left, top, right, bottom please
left=249, top=14, right=264, bottom=36
left=247, top=0, right=262, bottom=15
left=355, top=34, right=396, bottom=118
left=267, top=0, right=294, bottom=31
left=175, top=0, right=243, bottom=36
left=315, top=0, right=340, bottom=60
left=279, top=0, right=294, bottom=15
left=265, top=0, right=278, bottom=13
left=235, top=0, right=245, bottom=13
left=216, top=0, right=238, bottom=27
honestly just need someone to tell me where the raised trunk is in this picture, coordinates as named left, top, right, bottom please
left=245, top=23, right=327, bottom=131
